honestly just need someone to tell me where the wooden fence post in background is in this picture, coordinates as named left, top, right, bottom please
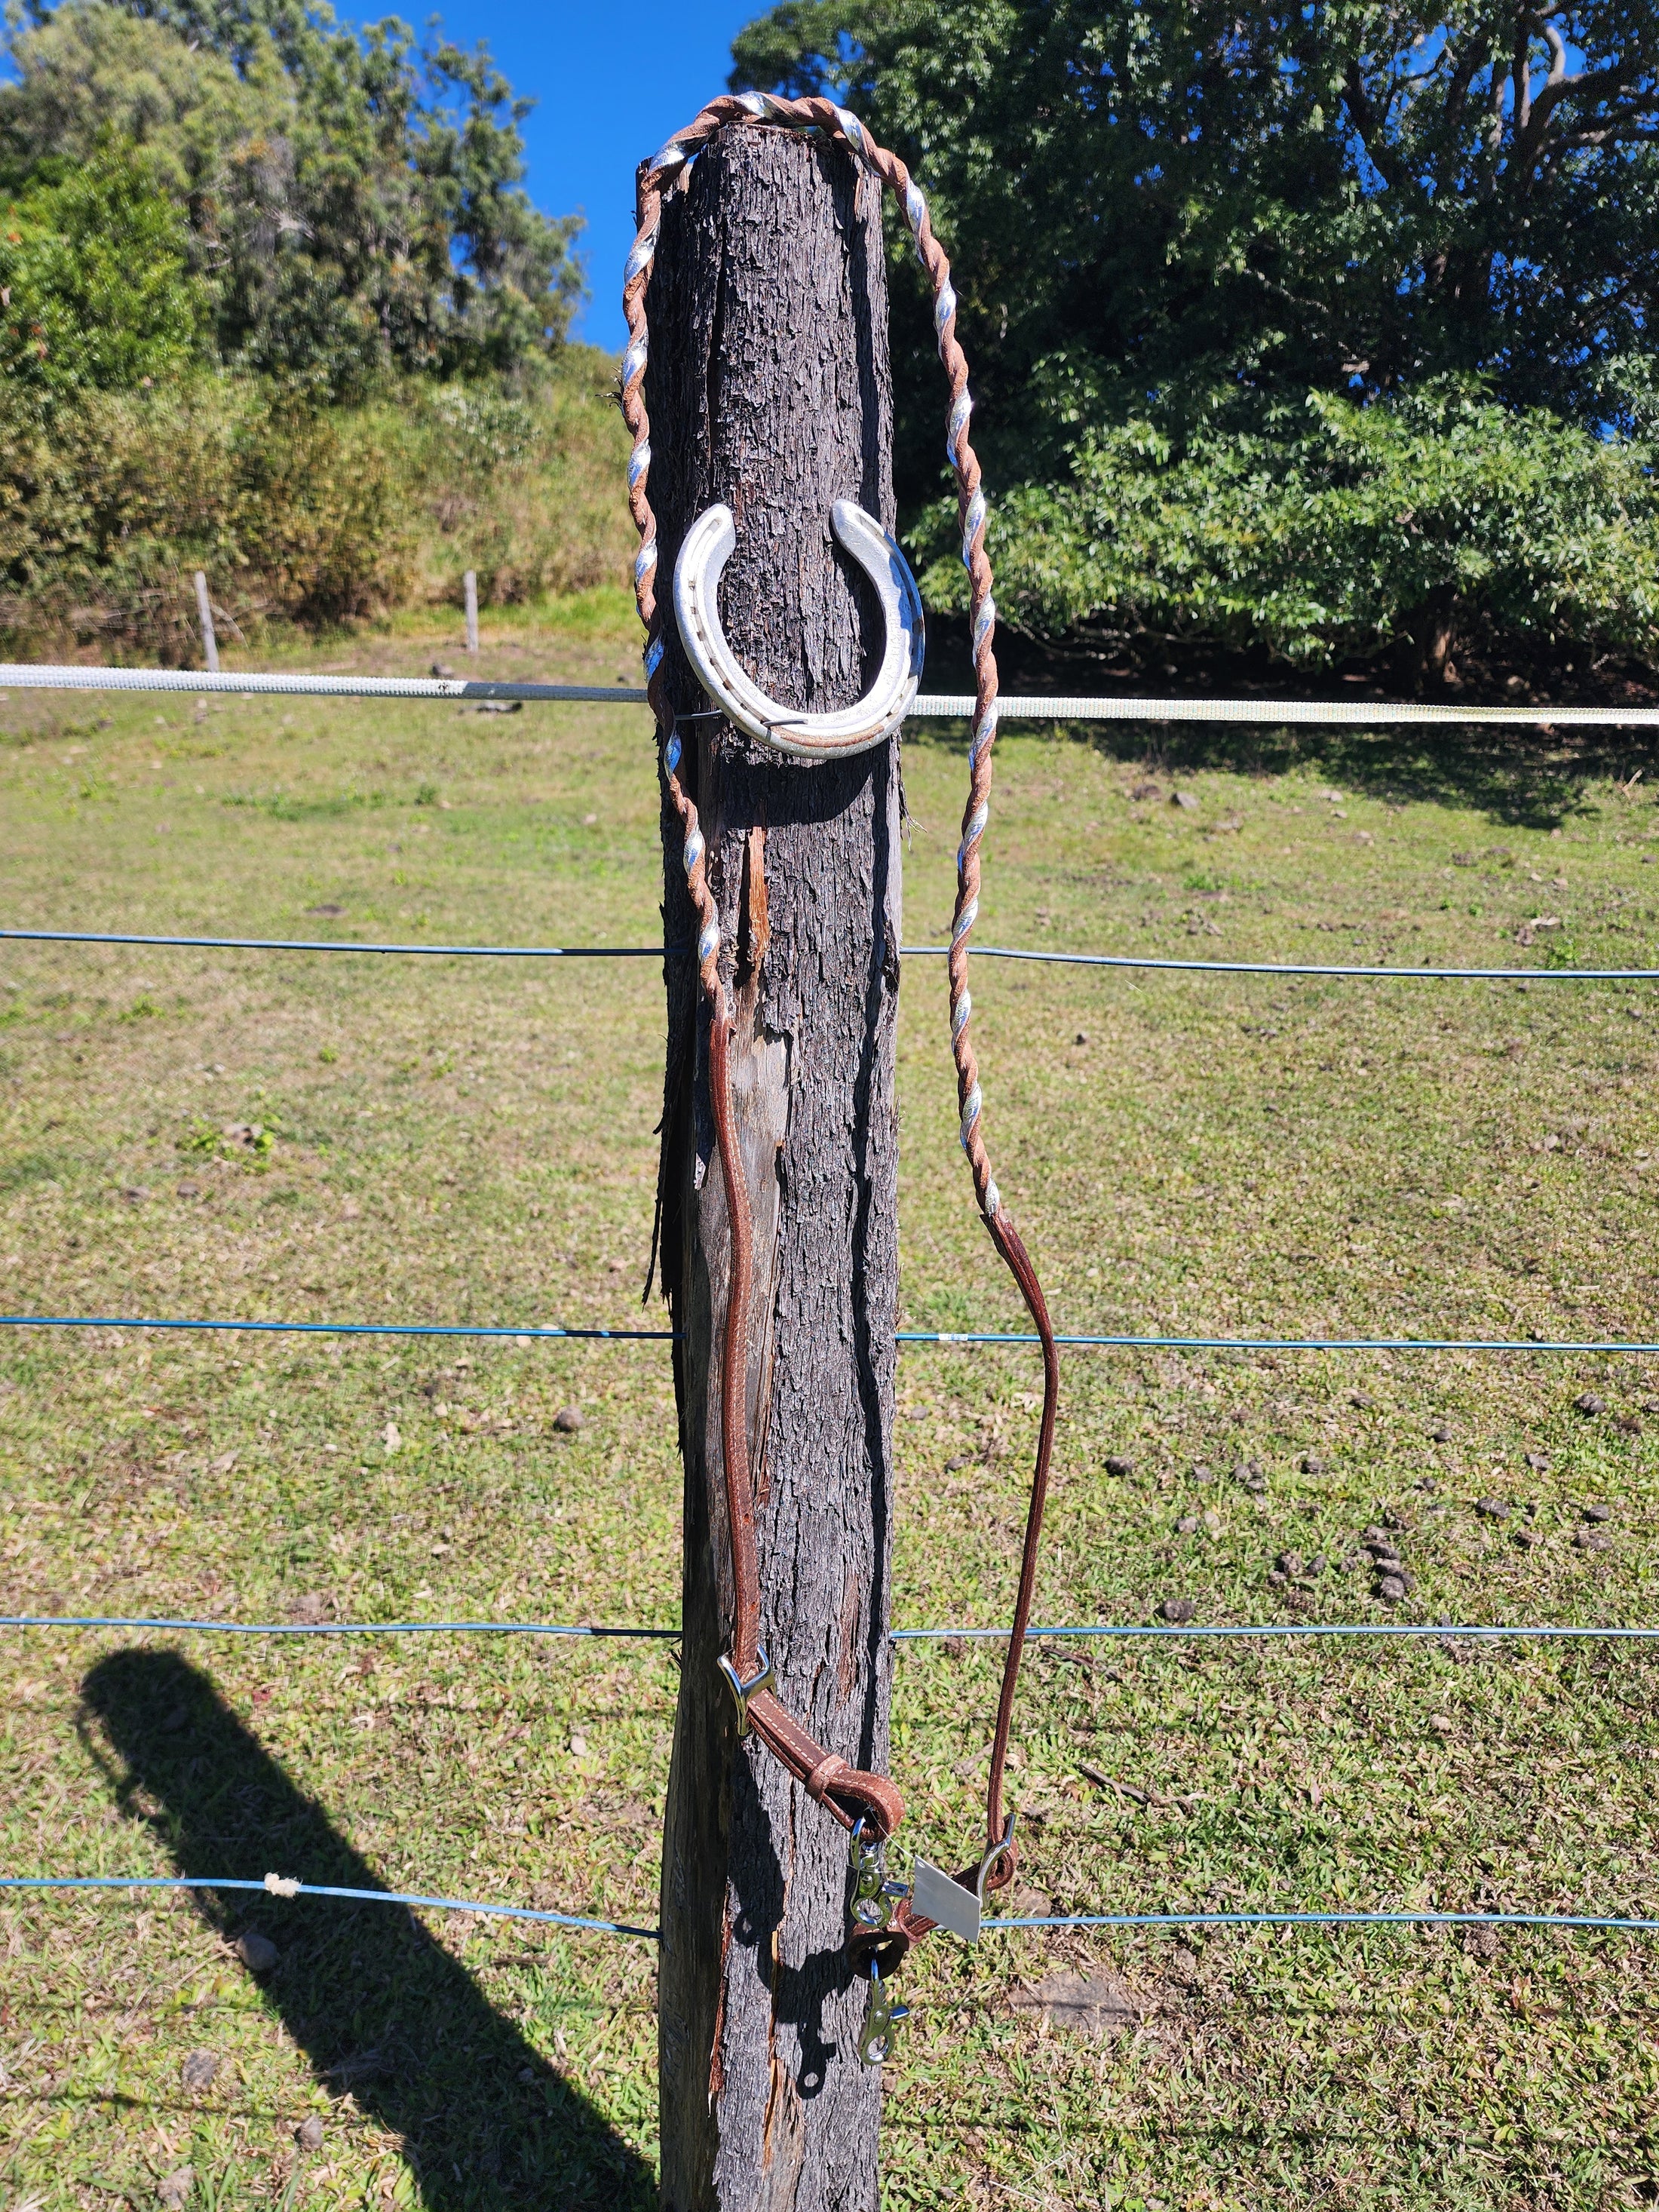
left=463, top=569, right=479, bottom=655
left=649, top=124, right=902, bottom=2207
left=193, top=571, right=219, bottom=674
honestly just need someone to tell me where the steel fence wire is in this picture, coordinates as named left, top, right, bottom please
left=5, top=664, right=1657, bottom=1991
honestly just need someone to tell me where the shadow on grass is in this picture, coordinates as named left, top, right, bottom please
left=1084, top=721, right=1655, bottom=833
left=79, top=1648, right=655, bottom=2210
left=916, top=707, right=1657, bottom=832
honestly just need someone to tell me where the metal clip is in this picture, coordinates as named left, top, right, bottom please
left=857, top=1958, right=909, bottom=2067
left=716, top=1646, right=774, bottom=1736
left=976, top=1809, right=1018, bottom=1910
left=848, top=1815, right=897, bottom=1930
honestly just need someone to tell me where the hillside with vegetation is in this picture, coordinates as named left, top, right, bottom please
left=9, top=1, right=1659, bottom=693
left=0, top=0, right=631, bottom=658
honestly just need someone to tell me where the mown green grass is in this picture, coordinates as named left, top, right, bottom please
left=2, top=602, right=1658, bottom=2210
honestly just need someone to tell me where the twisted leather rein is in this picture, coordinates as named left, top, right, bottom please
left=621, top=91, right=1059, bottom=1975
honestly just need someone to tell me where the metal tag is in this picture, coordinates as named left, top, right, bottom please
left=910, top=1858, right=982, bottom=1943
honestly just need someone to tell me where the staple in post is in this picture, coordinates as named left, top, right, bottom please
left=193, top=572, right=219, bottom=674
left=464, top=570, right=479, bottom=655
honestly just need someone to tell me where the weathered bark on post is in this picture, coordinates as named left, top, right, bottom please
left=648, top=125, right=901, bottom=2210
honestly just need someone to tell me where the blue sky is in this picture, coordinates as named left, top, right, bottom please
left=455, top=1, right=764, bottom=352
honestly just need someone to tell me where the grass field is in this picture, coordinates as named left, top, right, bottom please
left=2, top=595, right=1659, bottom=2210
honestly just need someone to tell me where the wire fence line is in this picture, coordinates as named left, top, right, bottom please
left=5, top=1614, right=1655, bottom=1643
left=0, top=1874, right=656, bottom=1938
left=4, top=1877, right=1654, bottom=1944
left=909, top=945, right=1659, bottom=983
left=916, top=694, right=1659, bottom=730
left=7, top=666, right=1657, bottom=1983
left=898, top=1621, right=1659, bottom=1642
left=2, top=928, right=667, bottom=961
left=988, top=1908, right=1659, bottom=1933
left=6, top=925, right=1657, bottom=983
left=6, top=1606, right=1653, bottom=1946
left=902, top=1331, right=1659, bottom=1353
left=0, top=1614, right=679, bottom=1640
left=0, top=666, right=639, bottom=707
left=8, top=660, right=1659, bottom=728
left=7, top=1313, right=1657, bottom=1355
left=1, top=1314, right=675, bottom=1342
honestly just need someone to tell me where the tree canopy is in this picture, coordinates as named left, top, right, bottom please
left=0, top=0, right=585, bottom=394
left=731, top=4, right=1659, bottom=678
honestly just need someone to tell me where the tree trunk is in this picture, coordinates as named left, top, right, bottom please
left=1394, top=579, right=1458, bottom=692
left=647, top=125, right=902, bottom=2211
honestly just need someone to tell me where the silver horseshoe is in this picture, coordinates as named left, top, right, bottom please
left=671, top=499, right=925, bottom=760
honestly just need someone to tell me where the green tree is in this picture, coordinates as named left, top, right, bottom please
left=734, top=3, right=1659, bottom=442
left=0, top=0, right=585, bottom=394
left=0, top=2, right=277, bottom=206
left=731, top=3, right=1659, bottom=676
left=0, top=141, right=204, bottom=393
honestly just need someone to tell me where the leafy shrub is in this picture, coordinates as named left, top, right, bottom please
left=0, top=346, right=631, bottom=655
left=238, top=399, right=416, bottom=625
left=0, top=373, right=412, bottom=655
left=920, top=381, right=1659, bottom=680
left=394, top=348, right=634, bottom=606
left=0, top=142, right=204, bottom=394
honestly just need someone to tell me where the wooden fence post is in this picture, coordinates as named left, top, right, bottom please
left=463, top=569, right=480, bottom=656
left=649, top=124, right=901, bottom=2208
left=193, top=571, right=219, bottom=674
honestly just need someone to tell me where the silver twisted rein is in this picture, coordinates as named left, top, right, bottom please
left=621, top=88, right=1006, bottom=1221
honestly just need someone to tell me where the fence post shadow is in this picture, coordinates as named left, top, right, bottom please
left=79, top=1647, right=655, bottom=2210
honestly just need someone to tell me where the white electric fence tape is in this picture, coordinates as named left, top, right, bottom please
left=7, top=664, right=1659, bottom=726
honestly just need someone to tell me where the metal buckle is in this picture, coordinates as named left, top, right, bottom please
left=716, top=1646, right=774, bottom=1736
left=857, top=1958, right=909, bottom=2067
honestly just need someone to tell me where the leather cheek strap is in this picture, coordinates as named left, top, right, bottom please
left=744, top=1691, right=906, bottom=1842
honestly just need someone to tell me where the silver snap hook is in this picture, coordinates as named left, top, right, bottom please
left=857, top=1957, right=910, bottom=2066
